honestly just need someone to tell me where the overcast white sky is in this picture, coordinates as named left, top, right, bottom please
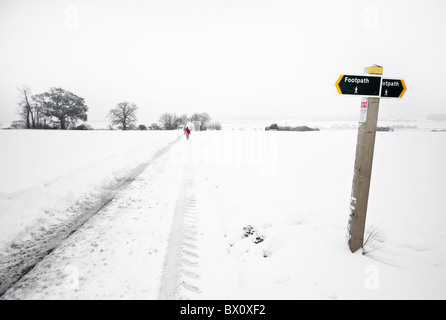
left=1, top=0, right=446, bottom=124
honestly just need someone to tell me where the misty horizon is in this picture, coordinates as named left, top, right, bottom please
left=1, top=0, right=446, bottom=125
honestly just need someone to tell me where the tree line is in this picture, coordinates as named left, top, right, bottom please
left=17, top=86, right=88, bottom=130
left=15, top=86, right=221, bottom=131
left=108, top=105, right=220, bottom=131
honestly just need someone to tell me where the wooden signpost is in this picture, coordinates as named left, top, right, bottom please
left=336, top=65, right=406, bottom=253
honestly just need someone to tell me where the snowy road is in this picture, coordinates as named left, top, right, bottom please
left=1, top=134, right=187, bottom=299
left=2, top=130, right=446, bottom=299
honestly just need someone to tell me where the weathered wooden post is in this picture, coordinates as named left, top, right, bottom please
left=335, top=65, right=406, bottom=253
left=348, top=65, right=382, bottom=253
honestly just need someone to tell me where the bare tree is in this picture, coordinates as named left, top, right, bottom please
left=177, top=114, right=188, bottom=128
left=149, top=123, right=162, bottom=130
left=31, top=93, right=50, bottom=129
left=158, top=113, right=177, bottom=130
left=17, top=86, right=34, bottom=129
left=189, top=112, right=211, bottom=130
left=209, top=121, right=222, bottom=130
left=108, top=101, right=138, bottom=130
left=158, top=113, right=189, bottom=130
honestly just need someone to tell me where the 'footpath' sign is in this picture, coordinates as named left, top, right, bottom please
left=381, top=79, right=406, bottom=98
left=335, top=75, right=381, bottom=97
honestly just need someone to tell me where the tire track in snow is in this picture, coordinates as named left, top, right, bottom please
left=0, top=136, right=181, bottom=298
left=158, top=164, right=201, bottom=299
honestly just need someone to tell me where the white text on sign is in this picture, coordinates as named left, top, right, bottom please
left=382, top=80, right=400, bottom=87
left=345, top=77, right=370, bottom=84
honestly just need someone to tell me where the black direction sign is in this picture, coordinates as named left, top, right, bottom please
left=381, top=79, right=406, bottom=98
left=335, top=75, right=381, bottom=96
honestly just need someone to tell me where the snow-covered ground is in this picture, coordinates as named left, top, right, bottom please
left=189, top=130, right=446, bottom=299
left=0, top=130, right=182, bottom=295
left=0, top=130, right=181, bottom=245
left=1, top=128, right=446, bottom=299
left=1, top=136, right=186, bottom=299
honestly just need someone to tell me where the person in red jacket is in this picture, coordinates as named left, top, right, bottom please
left=184, top=127, right=191, bottom=140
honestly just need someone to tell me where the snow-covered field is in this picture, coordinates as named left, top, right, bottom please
left=0, top=130, right=183, bottom=296
left=1, top=128, right=446, bottom=299
left=190, top=130, right=446, bottom=299
left=219, top=119, right=446, bottom=132
left=0, top=130, right=181, bottom=247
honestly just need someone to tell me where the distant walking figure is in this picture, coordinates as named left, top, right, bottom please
left=184, top=127, right=191, bottom=140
